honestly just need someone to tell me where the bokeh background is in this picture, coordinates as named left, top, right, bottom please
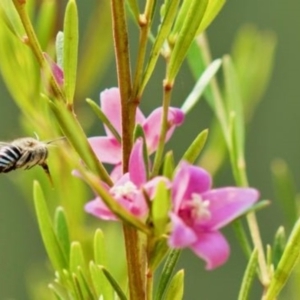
left=0, top=0, right=300, bottom=299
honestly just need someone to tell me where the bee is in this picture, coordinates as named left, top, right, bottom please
left=0, top=136, right=64, bottom=183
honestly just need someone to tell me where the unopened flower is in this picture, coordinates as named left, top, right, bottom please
left=85, top=138, right=169, bottom=220
left=168, top=161, right=259, bottom=270
left=89, top=88, right=184, bottom=179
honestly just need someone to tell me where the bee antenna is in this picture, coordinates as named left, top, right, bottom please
left=33, top=132, right=40, bottom=140
left=46, top=136, right=66, bottom=145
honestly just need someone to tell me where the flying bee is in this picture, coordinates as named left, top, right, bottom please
left=0, top=136, right=65, bottom=184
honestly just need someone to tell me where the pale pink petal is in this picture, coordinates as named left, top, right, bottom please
left=100, top=88, right=122, bottom=136
left=129, top=138, right=146, bottom=186
left=85, top=198, right=117, bottom=221
left=110, top=164, right=123, bottom=182
left=143, top=107, right=185, bottom=153
left=113, top=173, right=130, bottom=186
left=119, top=192, right=149, bottom=217
left=168, top=213, right=198, bottom=248
left=89, top=136, right=121, bottom=164
left=100, top=88, right=146, bottom=136
left=199, top=188, right=259, bottom=230
left=172, top=162, right=211, bottom=211
left=190, top=231, right=230, bottom=270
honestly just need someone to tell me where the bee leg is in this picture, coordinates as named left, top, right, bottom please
left=40, top=162, right=54, bottom=187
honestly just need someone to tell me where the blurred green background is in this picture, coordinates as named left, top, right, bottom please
left=0, top=0, right=300, bottom=299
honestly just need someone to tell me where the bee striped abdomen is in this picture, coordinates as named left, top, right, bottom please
left=0, top=145, right=22, bottom=173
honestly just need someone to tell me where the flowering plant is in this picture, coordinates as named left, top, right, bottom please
left=0, top=0, right=298, bottom=300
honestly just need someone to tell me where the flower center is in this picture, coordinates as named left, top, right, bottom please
left=110, top=181, right=138, bottom=199
left=189, top=193, right=211, bottom=221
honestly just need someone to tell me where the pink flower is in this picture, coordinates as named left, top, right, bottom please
left=89, top=88, right=184, bottom=179
left=169, top=161, right=259, bottom=270
left=85, top=138, right=169, bottom=220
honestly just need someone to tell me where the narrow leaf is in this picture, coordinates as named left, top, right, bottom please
left=49, top=100, right=112, bottom=185
left=93, top=229, right=107, bottom=266
left=149, top=237, right=170, bottom=270
left=101, top=266, right=127, bottom=300
left=264, top=217, right=300, bottom=300
left=152, top=181, right=171, bottom=236
left=181, top=129, right=208, bottom=164
left=272, top=227, right=286, bottom=269
left=237, top=249, right=258, bottom=300
left=90, top=262, right=113, bottom=300
left=86, top=98, right=121, bottom=142
left=164, top=270, right=184, bottom=300
left=167, top=0, right=209, bottom=82
left=271, top=159, right=298, bottom=228
left=196, top=0, right=225, bottom=34
left=63, top=0, right=78, bottom=104
left=162, top=151, right=175, bottom=179
left=155, top=249, right=181, bottom=300
left=70, top=242, right=86, bottom=274
left=181, top=59, right=222, bottom=114
left=54, top=206, right=70, bottom=262
left=140, top=0, right=180, bottom=93
left=33, top=181, right=68, bottom=271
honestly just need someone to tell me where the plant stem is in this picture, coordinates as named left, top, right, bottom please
left=12, top=0, right=65, bottom=102
left=152, top=80, right=173, bottom=176
left=132, top=0, right=155, bottom=99
left=110, top=1, right=146, bottom=299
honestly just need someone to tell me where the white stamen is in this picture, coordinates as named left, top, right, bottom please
left=110, top=181, right=138, bottom=199
left=190, top=193, right=211, bottom=221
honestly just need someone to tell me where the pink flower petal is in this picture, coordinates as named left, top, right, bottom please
left=172, top=162, right=211, bottom=211
left=89, top=136, right=121, bottom=164
left=190, top=231, right=230, bottom=270
left=100, top=88, right=146, bottom=136
left=143, top=176, right=170, bottom=199
left=110, top=164, right=123, bottom=182
left=142, top=107, right=185, bottom=153
left=129, top=138, right=146, bottom=186
left=85, top=198, right=117, bottom=221
left=168, top=213, right=198, bottom=248
left=200, top=187, right=259, bottom=230
left=43, top=52, right=64, bottom=86
left=100, top=88, right=122, bottom=136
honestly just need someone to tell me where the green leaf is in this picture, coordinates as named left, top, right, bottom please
left=181, top=129, right=208, bottom=164
left=181, top=59, right=222, bottom=114
left=89, top=262, right=113, bottom=300
left=140, top=0, right=180, bottom=93
left=63, top=0, right=79, bottom=104
left=77, top=0, right=113, bottom=98
left=101, top=267, right=127, bottom=300
left=149, top=237, right=170, bottom=270
left=0, top=0, right=25, bottom=38
left=164, top=270, right=184, bottom=300
left=70, top=242, right=86, bottom=274
left=264, top=218, right=300, bottom=299
left=272, top=226, right=286, bottom=269
left=54, top=207, right=70, bottom=262
left=49, top=100, right=112, bottom=184
left=237, top=249, right=258, bottom=300
left=271, top=159, right=298, bottom=228
left=152, top=181, right=171, bottom=236
left=196, top=0, right=225, bottom=34
left=36, top=0, right=57, bottom=49
left=86, top=98, right=121, bottom=142
left=56, top=31, right=64, bottom=68
left=33, top=181, right=68, bottom=271
left=93, top=229, right=107, bottom=266
left=155, top=249, right=181, bottom=300
left=167, top=0, right=209, bottom=82
left=126, top=0, right=139, bottom=23
left=49, top=282, right=72, bottom=300
left=223, top=55, right=247, bottom=185
left=162, top=151, right=175, bottom=179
